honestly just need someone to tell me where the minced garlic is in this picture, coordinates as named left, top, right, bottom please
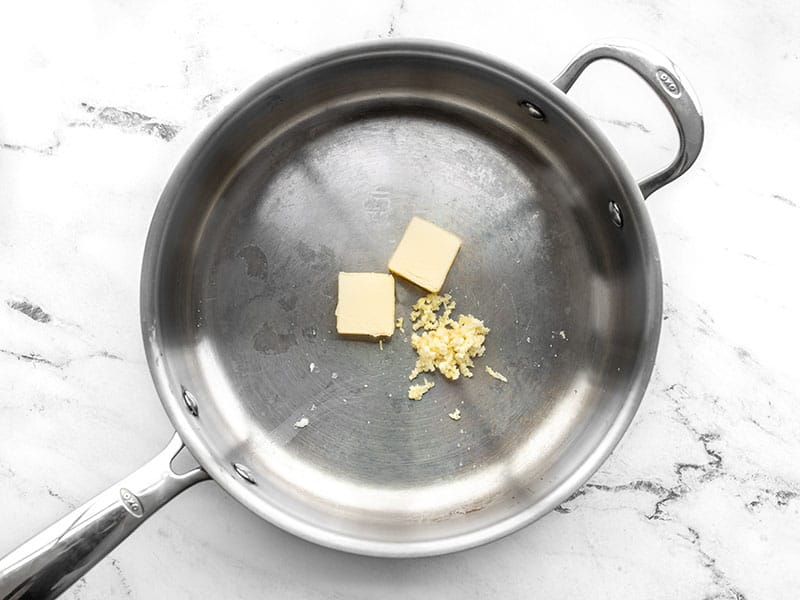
left=485, top=366, right=508, bottom=382
left=409, top=293, right=456, bottom=331
left=408, top=293, right=489, bottom=381
left=408, top=377, right=435, bottom=400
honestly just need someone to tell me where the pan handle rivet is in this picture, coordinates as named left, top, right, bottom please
left=519, top=100, right=545, bottom=120
left=608, top=201, right=624, bottom=228
left=233, top=462, right=256, bottom=484
left=182, top=388, right=199, bottom=416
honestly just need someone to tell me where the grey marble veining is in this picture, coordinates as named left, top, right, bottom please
left=1, top=1, right=799, bottom=598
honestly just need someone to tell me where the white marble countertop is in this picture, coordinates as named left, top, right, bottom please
left=2, top=1, right=799, bottom=598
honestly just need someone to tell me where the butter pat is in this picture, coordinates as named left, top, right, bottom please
left=388, top=216, right=462, bottom=293
left=336, top=272, right=395, bottom=338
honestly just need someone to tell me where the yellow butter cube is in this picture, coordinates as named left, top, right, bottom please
left=388, top=216, right=462, bottom=293
left=335, top=272, right=395, bottom=338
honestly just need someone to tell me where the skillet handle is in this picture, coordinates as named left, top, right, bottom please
left=0, top=433, right=208, bottom=600
left=552, top=39, right=704, bottom=199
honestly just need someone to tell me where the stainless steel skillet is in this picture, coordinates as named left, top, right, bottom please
left=0, top=38, right=703, bottom=599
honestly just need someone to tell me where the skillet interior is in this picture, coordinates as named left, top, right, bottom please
left=141, top=42, right=661, bottom=555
